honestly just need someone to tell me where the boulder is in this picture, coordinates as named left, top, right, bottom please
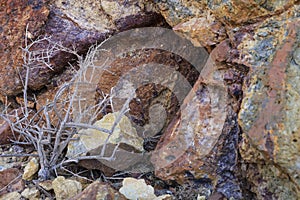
left=0, top=0, right=164, bottom=96
left=238, top=6, right=300, bottom=199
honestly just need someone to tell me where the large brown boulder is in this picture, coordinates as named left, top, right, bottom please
left=0, top=0, right=164, bottom=96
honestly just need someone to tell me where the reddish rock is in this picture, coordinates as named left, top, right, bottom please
left=151, top=48, right=228, bottom=180
left=70, top=181, right=126, bottom=200
left=0, top=168, right=24, bottom=196
left=97, top=49, right=199, bottom=129
left=0, top=0, right=164, bottom=96
left=0, top=0, right=50, bottom=95
left=0, top=108, right=23, bottom=144
left=237, top=6, right=300, bottom=199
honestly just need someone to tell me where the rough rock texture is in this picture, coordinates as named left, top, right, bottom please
left=0, top=0, right=164, bottom=96
left=238, top=6, right=300, bottom=199
left=71, top=181, right=126, bottom=200
left=22, top=158, right=39, bottom=181
left=52, top=176, right=82, bottom=200
left=154, top=0, right=300, bottom=199
left=155, top=0, right=296, bottom=26
left=0, top=168, right=24, bottom=196
left=119, top=177, right=171, bottom=200
left=0, top=191, right=21, bottom=200
left=151, top=44, right=247, bottom=199
left=21, top=187, right=40, bottom=200
left=67, top=112, right=144, bottom=158
left=97, top=49, right=199, bottom=134
left=0, top=0, right=50, bottom=95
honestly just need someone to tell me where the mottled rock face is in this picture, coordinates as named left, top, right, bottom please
left=238, top=6, right=300, bottom=199
left=71, top=181, right=126, bottom=200
left=151, top=43, right=247, bottom=199
left=0, top=0, right=50, bottom=95
left=0, top=0, right=163, bottom=96
left=154, top=1, right=300, bottom=199
left=155, top=0, right=296, bottom=26
left=97, top=49, right=199, bottom=132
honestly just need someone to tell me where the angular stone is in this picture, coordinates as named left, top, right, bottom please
left=0, top=168, right=24, bottom=196
left=67, top=112, right=146, bottom=174
left=22, top=158, right=39, bottom=181
left=173, top=14, right=227, bottom=49
left=70, top=181, right=126, bottom=200
left=119, top=177, right=171, bottom=200
left=52, top=176, right=82, bottom=200
left=21, top=187, right=40, bottom=200
left=67, top=111, right=144, bottom=156
left=38, top=180, right=53, bottom=191
left=0, top=192, right=21, bottom=200
left=150, top=42, right=246, bottom=199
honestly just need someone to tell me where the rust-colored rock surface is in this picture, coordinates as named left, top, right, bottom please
left=151, top=43, right=247, bottom=199
left=0, top=0, right=50, bottom=95
left=0, top=0, right=164, bottom=96
left=238, top=6, right=300, bottom=199
left=0, top=168, right=24, bottom=196
left=71, top=181, right=126, bottom=200
left=154, top=1, right=300, bottom=199
left=97, top=49, right=199, bottom=131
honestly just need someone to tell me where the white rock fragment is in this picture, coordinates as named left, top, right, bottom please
left=67, top=112, right=144, bottom=158
left=119, top=177, right=171, bottom=200
left=0, top=192, right=21, bottom=200
left=21, top=187, right=40, bottom=200
left=52, top=176, right=82, bottom=200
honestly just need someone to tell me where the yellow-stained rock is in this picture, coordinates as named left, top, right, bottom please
left=22, top=158, right=39, bottom=181
left=21, top=187, right=40, bottom=200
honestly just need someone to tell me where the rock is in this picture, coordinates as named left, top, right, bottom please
left=21, top=187, right=40, bottom=200
left=207, top=0, right=296, bottom=26
left=0, top=192, right=21, bottom=200
left=155, top=0, right=296, bottom=27
left=150, top=35, right=247, bottom=199
left=96, top=48, right=199, bottom=127
left=67, top=111, right=144, bottom=155
left=119, top=177, right=172, bottom=200
left=0, top=0, right=50, bottom=95
left=0, top=168, right=24, bottom=196
left=237, top=6, right=300, bottom=199
left=38, top=180, right=53, bottom=191
left=151, top=50, right=228, bottom=182
left=173, top=13, right=227, bottom=49
left=70, top=181, right=126, bottom=200
left=0, top=108, right=23, bottom=144
left=0, top=0, right=164, bottom=96
left=52, top=176, right=82, bottom=200
left=22, top=158, right=39, bottom=181
left=67, top=112, right=146, bottom=174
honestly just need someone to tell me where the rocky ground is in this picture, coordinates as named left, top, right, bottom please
left=0, top=0, right=299, bottom=199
